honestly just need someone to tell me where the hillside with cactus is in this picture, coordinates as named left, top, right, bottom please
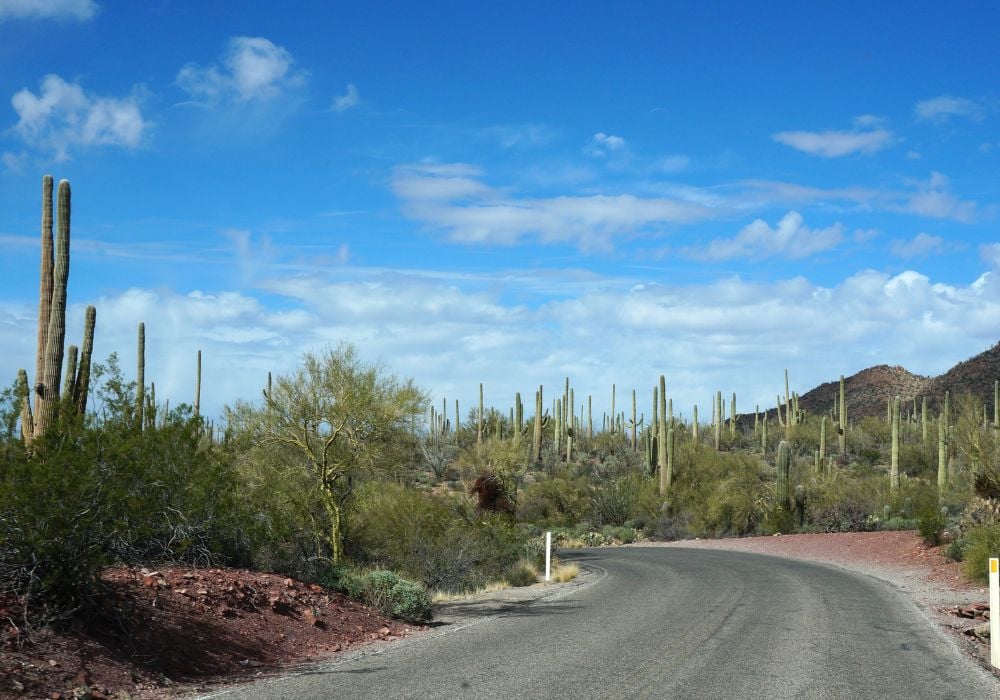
left=797, top=344, right=1000, bottom=421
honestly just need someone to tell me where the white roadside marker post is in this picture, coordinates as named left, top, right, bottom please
left=545, top=531, right=552, bottom=582
left=991, top=557, right=999, bottom=669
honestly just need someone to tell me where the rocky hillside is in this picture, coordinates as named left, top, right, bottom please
left=796, top=342, right=1000, bottom=420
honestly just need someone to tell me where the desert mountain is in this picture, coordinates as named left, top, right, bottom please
left=795, top=342, right=1000, bottom=420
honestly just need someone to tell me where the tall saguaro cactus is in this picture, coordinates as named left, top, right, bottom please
left=477, top=382, right=484, bottom=446
left=838, top=375, right=847, bottom=455
left=73, top=305, right=96, bottom=414
left=194, top=349, right=202, bottom=417
left=937, top=413, right=947, bottom=493
left=35, top=178, right=71, bottom=439
left=890, top=395, right=900, bottom=493
left=533, top=386, right=544, bottom=462
left=17, top=369, right=33, bottom=442
left=33, top=175, right=54, bottom=425
left=136, top=322, right=145, bottom=430
left=776, top=440, right=791, bottom=509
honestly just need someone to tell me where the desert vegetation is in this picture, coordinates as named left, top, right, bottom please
left=4, top=175, right=1000, bottom=661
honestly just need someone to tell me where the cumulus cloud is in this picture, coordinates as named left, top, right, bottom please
left=0, top=0, right=96, bottom=21
left=980, top=243, right=1000, bottom=269
left=772, top=118, right=894, bottom=157
left=8, top=74, right=149, bottom=161
left=915, top=95, right=985, bottom=123
left=902, top=172, right=978, bottom=223
left=890, top=232, right=944, bottom=259
left=392, top=162, right=713, bottom=251
left=331, top=83, right=359, bottom=112
left=697, top=211, right=843, bottom=261
left=176, top=36, right=305, bottom=104
left=585, top=132, right=627, bottom=157
left=3, top=261, right=1000, bottom=427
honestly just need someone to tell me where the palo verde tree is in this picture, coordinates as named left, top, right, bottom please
left=226, top=343, right=426, bottom=563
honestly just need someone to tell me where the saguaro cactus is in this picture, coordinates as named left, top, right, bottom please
left=533, top=386, right=544, bottom=462
left=136, top=322, right=145, bottom=430
left=776, top=440, right=791, bottom=509
left=35, top=178, right=71, bottom=438
left=657, top=414, right=667, bottom=495
left=62, top=345, right=78, bottom=399
left=477, top=382, right=484, bottom=445
left=819, top=416, right=826, bottom=462
left=838, top=375, right=847, bottom=455
left=195, top=349, right=202, bottom=417
left=890, top=396, right=900, bottom=493
left=73, top=305, right=96, bottom=414
left=937, top=413, right=947, bottom=493
left=33, top=175, right=54, bottom=426
left=17, top=369, right=33, bottom=442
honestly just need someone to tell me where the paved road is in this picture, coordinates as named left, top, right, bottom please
left=207, top=547, right=998, bottom=699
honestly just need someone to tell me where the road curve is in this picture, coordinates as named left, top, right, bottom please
left=206, top=547, right=998, bottom=699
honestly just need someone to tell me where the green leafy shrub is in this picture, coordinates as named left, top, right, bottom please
left=341, top=569, right=432, bottom=622
left=516, top=475, right=590, bottom=526
left=961, top=523, right=1000, bottom=585
left=590, top=473, right=645, bottom=526
left=345, top=482, right=528, bottom=592
left=917, top=506, right=947, bottom=545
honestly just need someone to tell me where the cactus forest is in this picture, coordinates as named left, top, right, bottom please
left=4, top=175, right=1000, bottom=646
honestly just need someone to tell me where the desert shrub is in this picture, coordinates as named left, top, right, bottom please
left=341, top=569, right=432, bottom=622
left=0, top=424, right=110, bottom=628
left=345, top=482, right=528, bottom=592
left=0, top=400, right=249, bottom=629
left=667, top=447, right=768, bottom=537
left=601, top=525, right=638, bottom=544
left=590, top=473, right=645, bottom=526
left=807, top=476, right=885, bottom=532
left=516, top=475, right=590, bottom=526
left=917, top=505, right=947, bottom=545
left=961, top=523, right=1000, bottom=585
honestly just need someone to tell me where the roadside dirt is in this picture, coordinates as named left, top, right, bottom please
left=0, top=567, right=425, bottom=699
left=647, top=531, right=998, bottom=675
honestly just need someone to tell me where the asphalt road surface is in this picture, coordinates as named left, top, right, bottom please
left=206, top=547, right=999, bottom=699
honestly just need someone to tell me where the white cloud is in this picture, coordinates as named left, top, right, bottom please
left=176, top=36, right=304, bottom=104
left=980, top=243, right=1000, bottom=269
left=3, top=262, right=1000, bottom=427
left=656, top=155, right=690, bottom=173
left=392, top=162, right=713, bottom=251
left=902, top=171, right=977, bottom=223
left=698, top=211, right=843, bottom=261
left=332, top=83, right=359, bottom=112
left=585, top=132, right=627, bottom=157
left=915, top=95, right=985, bottom=123
left=484, top=123, right=559, bottom=149
left=772, top=124, right=894, bottom=158
left=8, top=74, right=149, bottom=161
left=890, top=232, right=944, bottom=258
left=0, top=0, right=97, bottom=21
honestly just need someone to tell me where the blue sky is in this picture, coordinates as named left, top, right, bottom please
left=1, top=0, right=999, bottom=422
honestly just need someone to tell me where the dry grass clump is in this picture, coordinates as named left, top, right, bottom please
left=548, top=562, right=579, bottom=583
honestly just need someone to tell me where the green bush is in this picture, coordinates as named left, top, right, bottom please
left=590, top=473, right=646, bottom=526
left=516, top=475, right=590, bottom=526
left=917, top=506, right=947, bottom=545
left=345, top=482, right=528, bottom=593
left=961, top=523, right=1000, bottom=584
left=341, top=569, right=432, bottom=622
